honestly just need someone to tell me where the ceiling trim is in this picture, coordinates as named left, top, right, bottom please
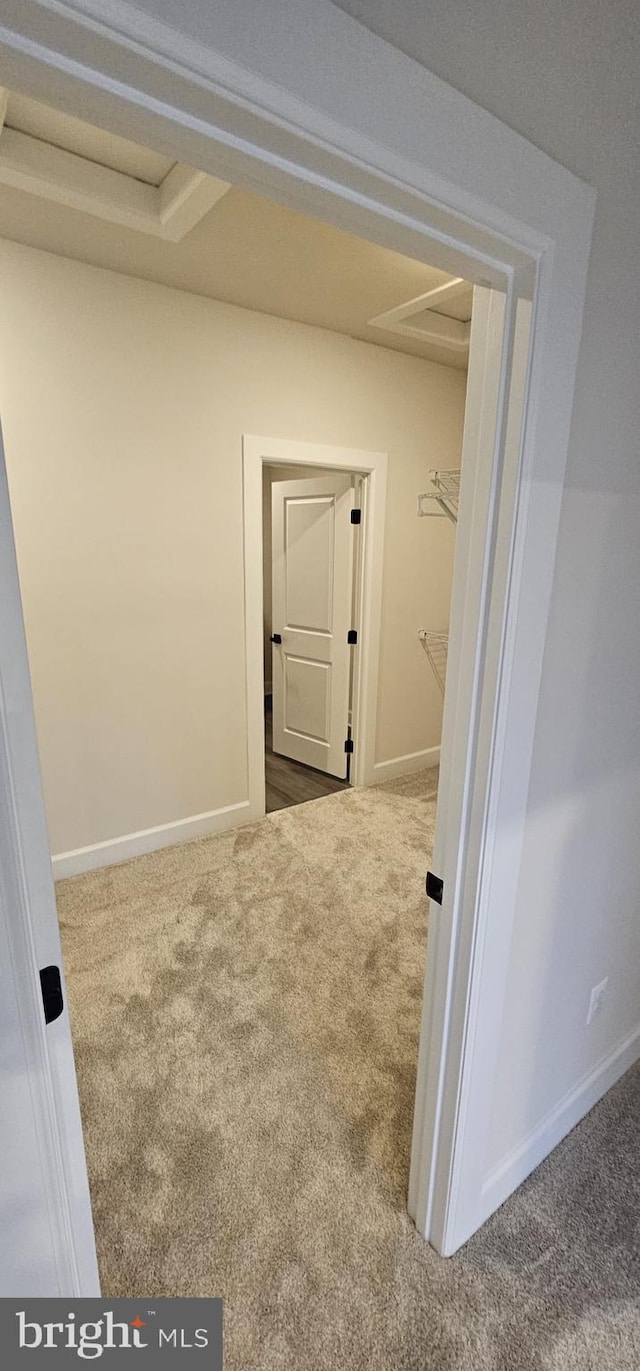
left=368, top=278, right=472, bottom=353
left=0, top=90, right=230, bottom=241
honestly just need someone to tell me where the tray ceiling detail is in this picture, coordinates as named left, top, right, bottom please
left=0, top=90, right=472, bottom=369
left=0, top=90, right=230, bottom=241
left=368, top=278, right=472, bottom=355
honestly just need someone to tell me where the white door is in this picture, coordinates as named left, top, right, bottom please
left=271, top=473, right=355, bottom=778
left=409, top=287, right=535, bottom=1253
left=0, top=420, right=99, bottom=1295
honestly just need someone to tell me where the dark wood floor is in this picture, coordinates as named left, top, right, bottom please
left=264, top=698, right=350, bottom=813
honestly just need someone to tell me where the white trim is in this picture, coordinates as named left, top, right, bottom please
left=480, top=1023, right=640, bottom=1221
left=156, top=163, right=229, bottom=239
left=0, top=421, right=100, bottom=1295
left=372, top=747, right=440, bottom=782
left=426, top=289, right=555, bottom=1256
left=243, top=435, right=387, bottom=815
left=408, top=286, right=510, bottom=1243
left=52, top=800, right=255, bottom=879
left=0, top=0, right=595, bottom=1283
left=0, top=117, right=229, bottom=240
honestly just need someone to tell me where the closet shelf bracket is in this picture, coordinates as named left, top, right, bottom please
left=417, top=468, right=461, bottom=524
left=418, top=629, right=448, bottom=696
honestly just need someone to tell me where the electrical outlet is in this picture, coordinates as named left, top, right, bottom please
left=587, top=977, right=609, bottom=1026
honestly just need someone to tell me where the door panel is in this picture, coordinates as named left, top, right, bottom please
left=284, top=655, right=330, bottom=740
left=0, top=419, right=99, bottom=1294
left=272, top=474, right=354, bottom=777
left=285, top=496, right=334, bottom=630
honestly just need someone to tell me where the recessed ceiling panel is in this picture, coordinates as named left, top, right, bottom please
left=6, top=92, right=174, bottom=185
left=427, top=292, right=473, bottom=323
left=367, top=279, right=473, bottom=356
left=0, top=90, right=472, bottom=368
left=409, top=303, right=472, bottom=330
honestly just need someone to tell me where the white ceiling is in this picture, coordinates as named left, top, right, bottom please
left=0, top=92, right=472, bottom=369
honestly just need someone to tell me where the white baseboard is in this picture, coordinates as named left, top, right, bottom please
left=52, top=799, right=256, bottom=879
left=480, top=1021, right=640, bottom=1222
left=371, top=745, right=440, bottom=783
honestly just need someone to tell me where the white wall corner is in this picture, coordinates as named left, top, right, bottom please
left=479, top=1022, right=640, bottom=1227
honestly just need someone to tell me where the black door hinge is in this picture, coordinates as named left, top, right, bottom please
left=344, top=738, right=354, bottom=754
left=426, top=872, right=444, bottom=905
left=350, top=509, right=361, bottom=525
left=40, top=965, right=64, bottom=1024
left=347, top=629, right=358, bottom=645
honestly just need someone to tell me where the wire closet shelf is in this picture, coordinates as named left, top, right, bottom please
left=418, top=630, right=448, bottom=696
left=417, top=468, right=461, bottom=524
left=418, top=469, right=460, bottom=694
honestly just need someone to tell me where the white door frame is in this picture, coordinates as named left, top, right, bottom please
left=0, top=0, right=595, bottom=1282
left=243, top=435, right=387, bottom=814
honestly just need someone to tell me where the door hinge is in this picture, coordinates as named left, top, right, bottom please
left=344, top=738, right=354, bottom=754
left=347, top=629, right=358, bottom=645
left=39, top=965, right=64, bottom=1024
left=350, top=508, right=361, bottom=525
left=426, top=871, right=444, bottom=905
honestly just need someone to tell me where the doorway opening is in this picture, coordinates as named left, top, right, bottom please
left=262, top=461, right=360, bottom=812
left=250, top=430, right=465, bottom=820
left=0, top=2, right=594, bottom=1301
left=0, top=91, right=477, bottom=1289
left=248, top=439, right=391, bottom=816
left=0, top=68, right=477, bottom=1289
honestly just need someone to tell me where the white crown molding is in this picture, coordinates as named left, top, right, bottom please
left=0, top=87, right=230, bottom=240
left=369, top=278, right=471, bottom=353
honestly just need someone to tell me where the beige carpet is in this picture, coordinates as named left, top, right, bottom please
left=57, top=771, right=640, bottom=1369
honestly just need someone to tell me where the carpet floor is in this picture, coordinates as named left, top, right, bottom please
left=57, top=771, right=640, bottom=1370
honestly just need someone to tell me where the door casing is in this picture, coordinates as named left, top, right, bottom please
left=244, top=435, right=388, bottom=815
left=0, top=0, right=596, bottom=1286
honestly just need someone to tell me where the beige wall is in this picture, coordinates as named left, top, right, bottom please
left=0, top=239, right=465, bottom=856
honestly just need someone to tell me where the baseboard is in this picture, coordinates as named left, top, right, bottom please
left=371, top=745, right=440, bottom=783
left=479, top=1021, right=640, bottom=1222
left=52, top=799, right=256, bottom=879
